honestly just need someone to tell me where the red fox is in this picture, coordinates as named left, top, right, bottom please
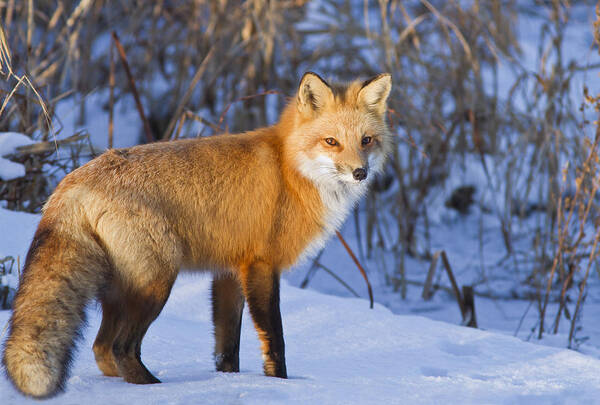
left=2, top=72, right=392, bottom=398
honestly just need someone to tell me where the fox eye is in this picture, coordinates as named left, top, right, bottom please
left=362, top=136, right=372, bottom=146
left=325, top=137, right=338, bottom=146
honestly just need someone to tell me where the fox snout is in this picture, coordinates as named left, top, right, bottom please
left=333, top=161, right=370, bottom=184
left=352, top=167, right=367, bottom=181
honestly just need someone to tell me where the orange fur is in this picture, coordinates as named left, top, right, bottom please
left=2, top=72, right=392, bottom=398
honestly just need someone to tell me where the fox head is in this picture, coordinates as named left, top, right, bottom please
left=286, top=72, right=393, bottom=193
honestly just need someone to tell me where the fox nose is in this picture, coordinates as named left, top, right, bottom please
left=352, top=167, right=368, bottom=181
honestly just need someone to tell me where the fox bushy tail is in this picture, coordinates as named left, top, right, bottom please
left=2, top=220, right=108, bottom=398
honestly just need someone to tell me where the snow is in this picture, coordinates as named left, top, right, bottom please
left=2, top=275, right=600, bottom=404
left=0, top=158, right=25, bottom=182
left=0, top=132, right=35, bottom=181
left=0, top=207, right=39, bottom=287
left=0, top=207, right=38, bottom=260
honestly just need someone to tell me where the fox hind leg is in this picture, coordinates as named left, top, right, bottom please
left=212, top=274, right=244, bottom=372
left=111, top=276, right=175, bottom=384
left=93, top=291, right=123, bottom=377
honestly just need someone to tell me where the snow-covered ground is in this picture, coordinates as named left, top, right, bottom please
left=2, top=274, right=600, bottom=404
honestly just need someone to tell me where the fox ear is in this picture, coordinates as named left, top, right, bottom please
left=297, top=72, right=334, bottom=115
left=358, top=73, right=392, bottom=115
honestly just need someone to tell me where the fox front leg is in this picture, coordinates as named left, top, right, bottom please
left=240, top=262, right=287, bottom=378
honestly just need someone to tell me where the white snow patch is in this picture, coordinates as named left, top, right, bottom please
left=0, top=132, right=35, bottom=181
left=0, top=207, right=39, bottom=287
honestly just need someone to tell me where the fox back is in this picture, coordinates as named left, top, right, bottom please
left=2, top=72, right=392, bottom=398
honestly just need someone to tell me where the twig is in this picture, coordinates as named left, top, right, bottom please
left=299, top=250, right=359, bottom=297
left=422, top=250, right=474, bottom=327
left=514, top=299, right=534, bottom=337
left=300, top=249, right=324, bottom=289
left=26, top=0, right=33, bottom=69
left=419, top=0, right=478, bottom=72
left=0, top=18, right=12, bottom=74
left=353, top=208, right=366, bottom=263
left=217, top=90, right=282, bottom=131
left=387, top=107, right=426, bottom=157
left=336, top=230, right=374, bottom=309
left=439, top=251, right=467, bottom=317
left=397, top=13, right=428, bottom=46
left=111, top=31, right=154, bottom=143
left=461, top=286, right=478, bottom=328
left=161, top=47, right=215, bottom=140
left=173, top=112, right=187, bottom=140
left=568, top=229, right=600, bottom=348
left=552, top=262, right=575, bottom=334
left=315, top=264, right=360, bottom=298
left=422, top=250, right=441, bottom=300
left=108, top=38, right=115, bottom=148
left=7, top=133, right=88, bottom=156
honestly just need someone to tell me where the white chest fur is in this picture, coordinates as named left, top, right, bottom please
left=295, top=154, right=370, bottom=263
